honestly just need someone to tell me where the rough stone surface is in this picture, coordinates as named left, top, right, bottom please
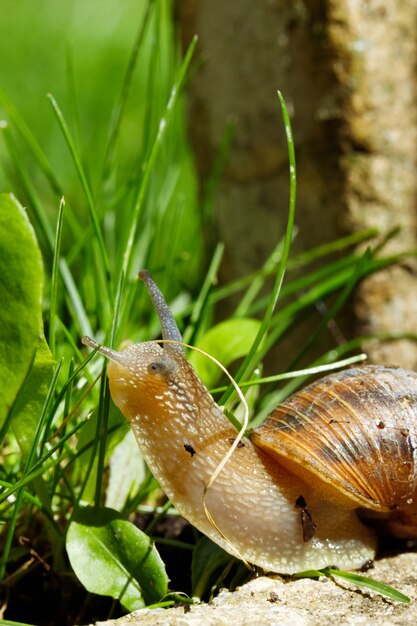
left=326, top=0, right=417, bottom=367
left=355, top=265, right=417, bottom=365
left=90, top=553, right=417, bottom=626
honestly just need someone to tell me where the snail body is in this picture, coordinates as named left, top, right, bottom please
left=83, top=272, right=417, bottom=574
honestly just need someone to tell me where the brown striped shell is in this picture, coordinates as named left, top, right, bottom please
left=251, top=365, right=417, bottom=537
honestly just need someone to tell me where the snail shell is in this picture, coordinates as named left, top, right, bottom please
left=252, top=365, right=417, bottom=538
left=83, top=271, right=417, bottom=573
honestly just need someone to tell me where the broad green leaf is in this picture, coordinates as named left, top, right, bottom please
left=105, top=429, right=146, bottom=511
left=189, top=318, right=261, bottom=387
left=12, top=336, right=54, bottom=459
left=192, top=536, right=233, bottom=599
left=66, top=506, right=169, bottom=610
left=0, top=193, right=44, bottom=428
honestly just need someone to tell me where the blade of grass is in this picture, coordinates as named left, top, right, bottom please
left=0, top=488, right=26, bottom=581
left=325, top=568, right=410, bottom=603
left=110, top=33, right=199, bottom=346
left=208, top=227, right=379, bottom=307
left=247, top=252, right=367, bottom=319
left=140, top=2, right=169, bottom=158
left=278, top=254, right=359, bottom=304
left=120, top=35, right=198, bottom=282
left=110, top=270, right=126, bottom=347
left=294, top=568, right=410, bottom=604
left=183, top=242, right=225, bottom=345
left=59, top=261, right=93, bottom=337
left=254, top=331, right=417, bottom=426
left=219, top=90, right=297, bottom=407
left=289, top=228, right=379, bottom=269
left=372, top=225, right=401, bottom=255
left=235, top=236, right=287, bottom=317
left=51, top=358, right=74, bottom=495
left=0, top=360, right=62, bottom=580
left=47, top=93, right=112, bottom=298
left=93, top=269, right=125, bottom=506
left=65, top=46, right=82, bottom=158
left=0, top=482, right=61, bottom=536
left=153, top=537, right=194, bottom=551
left=210, top=353, right=367, bottom=394
left=201, top=123, right=234, bottom=225
left=1, top=124, right=54, bottom=253
left=93, top=369, right=111, bottom=508
left=259, top=250, right=417, bottom=360
left=299, top=332, right=417, bottom=382
left=24, top=361, right=63, bottom=471
left=100, top=0, right=155, bottom=187
left=49, top=197, right=65, bottom=356
left=247, top=245, right=417, bottom=321
left=0, top=93, right=82, bottom=241
left=0, top=88, right=62, bottom=196
left=286, top=248, right=372, bottom=372
left=55, top=316, right=91, bottom=367
left=0, top=418, right=90, bottom=505
left=38, top=346, right=100, bottom=457
left=1, top=124, right=91, bottom=336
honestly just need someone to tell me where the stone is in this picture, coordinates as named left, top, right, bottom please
left=90, top=553, right=417, bottom=626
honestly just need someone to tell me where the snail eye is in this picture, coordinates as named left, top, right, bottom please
left=147, top=361, right=166, bottom=375
left=147, top=356, right=178, bottom=378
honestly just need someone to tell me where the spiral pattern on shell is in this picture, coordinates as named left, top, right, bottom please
left=252, top=365, right=417, bottom=536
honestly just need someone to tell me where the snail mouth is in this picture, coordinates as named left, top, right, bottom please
left=82, top=336, right=124, bottom=365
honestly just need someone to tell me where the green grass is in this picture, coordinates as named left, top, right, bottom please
left=0, top=1, right=204, bottom=622
left=0, top=1, right=415, bottom=623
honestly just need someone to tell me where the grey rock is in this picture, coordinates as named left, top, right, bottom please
left=90, top=552, right=417, bottom=626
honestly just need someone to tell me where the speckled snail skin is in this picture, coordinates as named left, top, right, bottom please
left=82, top=271, right=417, bottom=574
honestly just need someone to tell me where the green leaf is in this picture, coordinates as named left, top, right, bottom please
left=10, top=335, right=55, bottom=509
left=325, top=568, right=410, bottom=604
left=66, top=506, right=169, bottom=610
left=0, top=193, right=44, bottom=428
left=189, top=318, right=261, bottom=387
left=294, top=567, right=410, bottom=604
left=293, top=569, right=325, bottom=579
left=11, top=336, right=55, bottom=459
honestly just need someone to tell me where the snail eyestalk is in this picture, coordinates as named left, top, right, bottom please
left=138, top=270, right=184, bottom=353
left=81, top=336, right=123, bottom=364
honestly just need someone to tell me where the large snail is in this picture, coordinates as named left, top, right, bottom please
left=82, top=271, right=417, bottom=574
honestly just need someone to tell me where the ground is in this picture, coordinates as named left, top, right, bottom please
left=91, top=552, right=417, bottom=626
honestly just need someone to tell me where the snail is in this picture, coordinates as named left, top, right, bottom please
left=82, top=271, right=417, bottom=574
